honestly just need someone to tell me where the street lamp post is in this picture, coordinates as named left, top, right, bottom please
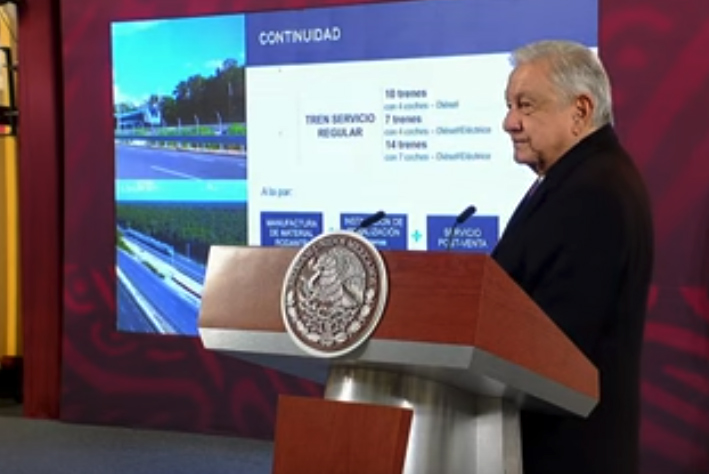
left=216, top=111, right=223, bottom=151
left=194, top=114, right=200, bottom=150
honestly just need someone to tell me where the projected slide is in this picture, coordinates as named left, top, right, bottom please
left=113, top=0, right=597, bottom=335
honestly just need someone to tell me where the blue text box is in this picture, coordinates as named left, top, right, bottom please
left=427, top=215, right=499, bottom=253
left=246, top=0, right=597, bottom=66
left=261, top=211, right=323, bottom=247
left=340, top=213, right=408, bottom=250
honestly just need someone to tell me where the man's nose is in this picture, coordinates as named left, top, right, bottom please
left=503, top=109, right=521, bottom=133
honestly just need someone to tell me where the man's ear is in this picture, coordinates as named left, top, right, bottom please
left=574, top=94, right=594, bottom=122
left=571, top=94, right=594, bottom=136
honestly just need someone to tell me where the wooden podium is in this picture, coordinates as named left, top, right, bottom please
left=198, top=246, right=598, bottom=474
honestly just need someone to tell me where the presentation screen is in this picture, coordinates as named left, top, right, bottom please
left=113, top=0, right=597, bottom=335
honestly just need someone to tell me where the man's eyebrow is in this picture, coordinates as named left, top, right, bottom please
left=507, top=91, right=536, bottom=102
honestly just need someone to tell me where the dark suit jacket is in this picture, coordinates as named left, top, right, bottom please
left=492, top=125, right=653, bottom=474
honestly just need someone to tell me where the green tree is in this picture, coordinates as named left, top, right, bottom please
left=167, top=59, right=246, bottom=127
left=159, top=95, right=178, bottom=126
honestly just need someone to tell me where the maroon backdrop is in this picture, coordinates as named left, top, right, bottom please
left=19, top=0, right=709, bottom=472
left=18, top=0, right=63, bottom=419
left=603, top=3, right=709, bottom=471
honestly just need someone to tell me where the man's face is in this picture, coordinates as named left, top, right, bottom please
left=503, top=60, right=578, bottom=174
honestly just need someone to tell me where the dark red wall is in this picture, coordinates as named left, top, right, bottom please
left=602, top=3, right=709, bottom=471
left=19, top=0, right=709, bottom=472
left=19, top=0, right=63, bottom=419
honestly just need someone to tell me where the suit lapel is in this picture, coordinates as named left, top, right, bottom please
left=493, top=125, right=620, bottom=258
left=498, top=178, right=548, bottom=240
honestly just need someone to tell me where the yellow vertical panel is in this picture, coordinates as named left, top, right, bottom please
left=2, top=124, right=18, bottom=356
left=0, top=5, right=19, bottom=356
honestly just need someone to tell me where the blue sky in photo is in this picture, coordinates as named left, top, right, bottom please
left=111, top=14, right=246, bottom=106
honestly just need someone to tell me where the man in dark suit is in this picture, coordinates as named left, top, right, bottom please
left=491, top=40, right=654, bottom=474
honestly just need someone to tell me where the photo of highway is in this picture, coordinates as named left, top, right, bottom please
left=112, top=15, right=248, bottom=335
left=117, top=230, right=204, bottom=334
left=116, top=143, right=247, bottom=180
left=116, top=203, right=247, bottom=335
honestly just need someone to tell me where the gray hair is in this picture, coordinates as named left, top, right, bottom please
left=511, top=40, right=614, bottom=127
